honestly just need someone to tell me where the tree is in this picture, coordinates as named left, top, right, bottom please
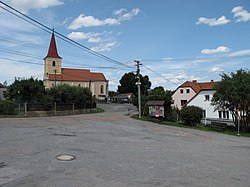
left=180, top=106, right=203, bottom=125
left=118, top=72, right=151, bottom=96
left=47, top=84, right=93, bottom=104
left=4, top=78, right=45, bottom=103
left=212, top=69, right=250, bottom=132
left=148, top=86, right=174, bottom=120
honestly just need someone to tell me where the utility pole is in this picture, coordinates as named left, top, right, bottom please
left=135, top=60, right=142, bottom=119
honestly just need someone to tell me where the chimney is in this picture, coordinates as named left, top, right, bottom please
left=192, top=80, right=197, bottom=83
left=211, top=80, right=214, bottom=82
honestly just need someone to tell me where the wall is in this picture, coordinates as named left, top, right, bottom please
left=172, top=87, right=196, bottom=109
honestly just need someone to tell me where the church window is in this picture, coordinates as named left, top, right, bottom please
left=52, top=61, right=56, bottom=66
left=100, top=85, right=104, bottom=94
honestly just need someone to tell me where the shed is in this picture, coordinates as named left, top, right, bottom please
left=146, top=100, right=165, bottom=118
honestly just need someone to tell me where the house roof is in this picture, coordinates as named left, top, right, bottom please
left=48, top=68, right=107, bottom=82
left=146, top=100, right=165, bottom=106
left=44, top=32, right=62, bottom=59
left=178, top=80, right=217, bottom=93
left=112, top=93, right=133, bottom=99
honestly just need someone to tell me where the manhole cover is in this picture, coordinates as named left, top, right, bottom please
left=56, top=154, right=76, bottom=161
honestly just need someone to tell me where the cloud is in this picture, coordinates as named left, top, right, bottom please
left=91, top=42, right=120, bottom=52
left=201, top=46, right=230, bottom=54
left=113, top=8, right=141, bottom=21
left=228, top=49, right=250, bottom=57
left=196, top=15, right=230, bottom=26
left=67, top=14, right=120, bottom=29
left=232, top=6, right=250, bottom=22
left=209, top=67, right=224, bottom=74
left=3, top=0, right=63, bottom=13
left=68, top=8, right=141, bottom=29
left=67, top=32, right=102, bottom=41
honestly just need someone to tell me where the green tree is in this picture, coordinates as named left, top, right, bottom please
left=4, top=78, right=45, bottom=103
left=47, top=84, right=93, bottom=104
left=180, top=106, right=203, bottom=125
left=118, top=72, right=151, bottom=96
left=147, top=86, right=174, bottom=120
left=212, top=69, right=250, bottom=132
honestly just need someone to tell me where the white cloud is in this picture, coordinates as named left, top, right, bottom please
left=209, top=67, right=224, bottom=73
left=201, top=46, right=230, bottom=54
left=3, top=0, right=63, bottom=13
left=114, top=8, right=141, bottom=21
left=196, top=15, right=230, bottom=26
left=91, top=42, right=120, bottom=52
left=228, top=49, right=250, bottom=57
left=67, top=14, right=120, bottom=29
left=67, top=32, right=102, bottom=41
left=232, top=6, right=250, bottom=22
left=68, top=8, right=141, bottom=29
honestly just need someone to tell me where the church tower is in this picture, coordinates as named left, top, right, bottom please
left=43, top=31, right=62, bottom=87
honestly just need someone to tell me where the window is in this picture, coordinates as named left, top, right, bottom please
left=100, top=85, right=104, bottom=94
left=180, top=89, right=183, bottom=94
left=52, top=61, right=56, bottom=66
left=181, top=100, right=187, bottom=106
left=202, top=110, right=206, bottom=118
left=186, top=89, right=190, bottom=94
left=205, top=95, right=210, bottom=101
left=218, top=111, right=229, bottom=119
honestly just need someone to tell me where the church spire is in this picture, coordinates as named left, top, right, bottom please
left=44, top=30, right=62, bottom=59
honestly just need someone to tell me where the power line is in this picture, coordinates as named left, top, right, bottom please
left=0, top=1, right=133, bottom=69
left=142, top=64, right=179, bottom=86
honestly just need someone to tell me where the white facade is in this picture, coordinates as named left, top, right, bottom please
left=172, top=87, right=196, bottom=109
left=187, top=90, right=233, bottom=122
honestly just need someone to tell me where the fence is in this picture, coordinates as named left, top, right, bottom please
left=0, top=102, right=96, bottom=117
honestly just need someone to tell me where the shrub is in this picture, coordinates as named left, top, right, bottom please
left=179, top=106, right=203, bottom=125
left=0, top=100, right=17, bottom=115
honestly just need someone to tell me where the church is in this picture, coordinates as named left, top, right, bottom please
left=43, top=32, right=109, bottom=100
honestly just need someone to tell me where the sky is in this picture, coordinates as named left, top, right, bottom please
left=0, top=0, right=249, bottom=91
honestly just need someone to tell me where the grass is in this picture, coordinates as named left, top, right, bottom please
left=131, top=115, right=250, bottom=138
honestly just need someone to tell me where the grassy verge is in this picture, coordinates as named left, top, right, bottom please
left=93, top=107, right=105, bottom=113
left=131, top=115, right=250, bottom=138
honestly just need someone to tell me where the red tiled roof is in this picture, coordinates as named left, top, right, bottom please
left=44, top=32, right=62, bottom=59
left=48, top=68, right=107, bottom=82
left=179, top=81, right=217, bottom=93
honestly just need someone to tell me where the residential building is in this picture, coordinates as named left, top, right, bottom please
left=43, top=32, right=108, bottom=100
left=172, top=80, right=233, bottom=124
left=110, top=93, right=133, bottom=103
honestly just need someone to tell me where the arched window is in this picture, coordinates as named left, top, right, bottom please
left=100, top=85, right=104, bottom=94
left=52, top=61, right=56, bottom=66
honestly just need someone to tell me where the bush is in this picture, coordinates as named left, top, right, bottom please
left=165, top=108, right=178, bottom=122
left=179, top=106, right=203, bottom=125
left=0, top=100, right=17, bottom=115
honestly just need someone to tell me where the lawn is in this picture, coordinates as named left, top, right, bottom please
left=131, top=115, right=250, bottom=138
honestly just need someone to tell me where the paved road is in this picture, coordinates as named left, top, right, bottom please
left=0, top=104, right=249, bottom=187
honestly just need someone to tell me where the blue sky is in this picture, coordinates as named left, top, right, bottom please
left=0, top=0, right=249, bottom=91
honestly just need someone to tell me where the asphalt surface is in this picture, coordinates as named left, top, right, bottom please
left=0, top=103, right=250, bottom=187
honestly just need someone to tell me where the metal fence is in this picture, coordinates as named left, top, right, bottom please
left=0, top=102, right=96, bottom=117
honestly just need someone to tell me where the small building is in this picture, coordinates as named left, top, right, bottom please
left=0, top=83, right=6, bottom=101
left=146, top=100, right=165, bottom=118
left=43, top=32, right=108, bottom=100
left=110, top=93, right=133, bottom=103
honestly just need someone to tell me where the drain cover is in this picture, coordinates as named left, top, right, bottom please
left=56, top=154, right=76, bottom=161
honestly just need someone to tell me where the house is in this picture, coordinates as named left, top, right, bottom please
left=43, top=32, right=108, bottom=100
left=146, top=100, right=165, bottom=118
left=0, top=83, right=6, bottom=101
left=172, top=80, right=233, bottom=124
left=110, top=93, right=133, bottom=103
left=172, top=80, right=217, bottom=109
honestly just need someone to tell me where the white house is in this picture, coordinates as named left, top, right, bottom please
left=186, top=90, right=233, bottom=124
left=172, top=80, right=233, bottom=125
